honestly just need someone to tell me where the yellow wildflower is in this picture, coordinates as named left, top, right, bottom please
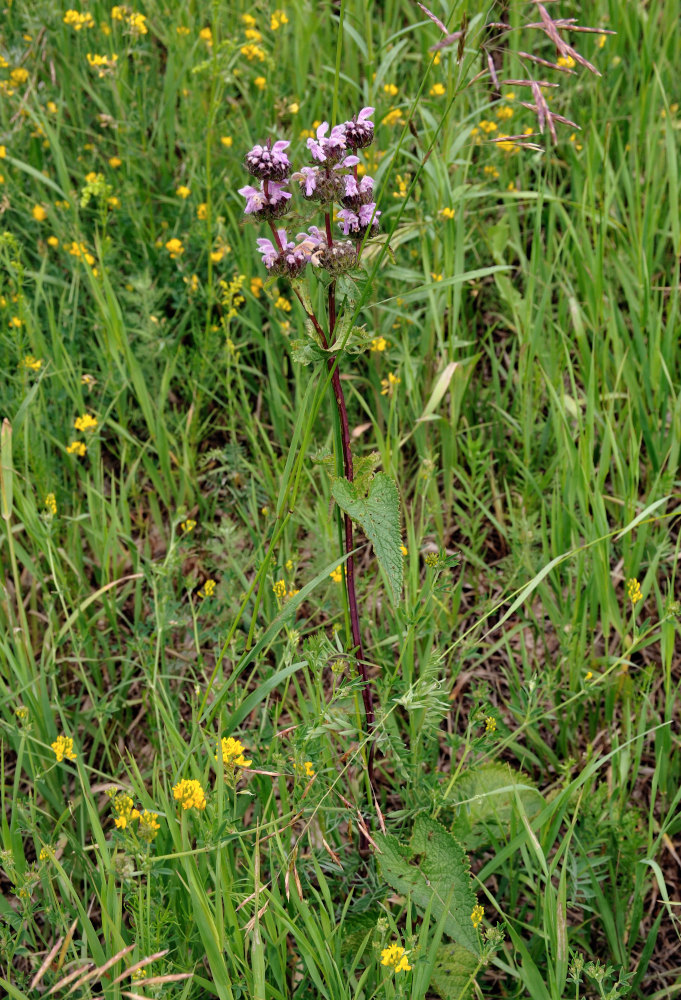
left=245, top=28, right=262, bottom=41
left=86, top=53, right=118, bottom=77
left=483, top=165, right=500, bottom=179
left=181, top=518, right=196, bottom=533
left=165, top=237, right=184, bottom=259
left=471, top=905, right=484, bottom=928
left=20, top=355, right=43, bottom=371
left=108, top=155, right=122, bottom=168
left=107, top=196, right=120, bottom=208
left=597, top=34, right=607, bottom=49
left=199, top=27, right=213, bottom=43
left=138, top=810, right=160, bottom=842
left=176, top=25, right=190, bottom=36
left=273, top=579, right=287, bottom=599
left=67, top=440, right=87, bottom=456
left=32, top=205, right=47, bottom=222
left=254, top=76, right=266, bottom=90
left=557, top=55, right=576, bottom=69
left=485, top=716, right=496, bottom=733
left=112, top=793, right=140, bottom=830
left=275, top=295, right=291, bottom=311
left=128, top=12, right=148, bottom=35
left=400, top=545, right=408, bottom=556
left=215, top=736, right=252, bottom=769
left=39, top=847, right=53, bottom=861
left=241, top=43, right=265, bottom=62
left=221, top=136, right=233, bottom=147
left=200, top=578, right=216, bottom=598
left=329, top=566, right=344, bottom=584
left=380, top=372, right=401, bottom=396
left=242, top=13, right=257, bottom=28
left=429, top=83, right=445, bottom=96
left=176, top=185, right=191, bottom=199
left=303, top=761, right=314, bottom=777
left=44, top=493, right=57, bottom=515
left=10, top=317, right=22, bottom=328
left=440, top=206, right=455, bottom=219
left=271, top=9, right=288, bottom=30
left=495, top=105, right=514, bottom=120
left=197, top=202, right=207, bottom=220
left=63, top=10, right=95, bottom=30
left=47, top=235, right=59, bottom=248
left=383, top=83, right=398, bottom=96
left=0, top=146, right=5, bottom=158
left=251, top=276, right=263, bottom=297
left=51, top=735, right=77, bottom=762
left=74, top=413, right=98, bottom=432
left=10, top=67, right=29, bottom=86
left=370, top=336, right=387, bottom=352
left=627, top=578, right=642, bottom=606
left=15, top=706, right=29, bottom=721
left=382, top=108, right=404, bottom=127
left=380, top=943, right=412, bottom=973
left=173, top=778, right=206, bottom=811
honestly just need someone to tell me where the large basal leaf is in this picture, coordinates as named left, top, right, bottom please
left=430, top=943, right=479, bottom=1000
left=330, top=472, right=402, bottom=602
left=374, top=814, right=480, bottom=955
left=448, top=763, right=544, bottom=850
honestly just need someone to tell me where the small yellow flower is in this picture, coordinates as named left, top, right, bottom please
left=251, top=276, right=263, bottom=297
left=176, top=185, right=191, bottom=199
left=112, top=793, right=140, bottom=830
left=271, top=9, right=288, bottom=30
left=51, top=735, right=77, bottom=762
left=242, top=13, right=257, bottom=28
left=39, top=847, right=53, bottom=862
left=176, top=25, right=190, bottom=36
left=431, top=272, right=443, bottom=281
left=303, top=761, right=314, bottom=777
left=382, top=108, right=404, bottom=127
left=128, top=12, right=148, bottom=35
left=495, top=105, right=514, bottom=120
left=211, top=247, right=227, bottom=263
left=165, top=237, right=184, bottom=259
left=241, top=43, right=265, bottom=62
left=10, top=317, right=22, bottom=328
left=288, top=101, right=299, bottom=115
left=380, top=943, right=412, bottom=973
left=15, top=706, right=29, bottom=721
left=200, top=578, right=216, bottom=598
left=245, top=28, right=263, bottom=41
left=627, top=578, right=642, bottom=606
left=429, top=83, right=446, bottom=96
left=329, top=566, right=344, bottom=584
left=64, top=9, right=95, bottom=29
left=216, top=736, right=252, bottom=769
left=471, top=905, right=484, bottom=928
left=597, top=33, right=607, bottom=49
left=585, top=670, right=593, bottom=681
left=483, top=165, right=500, bottom=179
left=275, top=295, right=292, bottom=311
left=47, top=235, right=59, bottom=248
left=199, top=27, right=213, bottom=43
left=254, top=76, right=266, bottom=90
left=44, top=493, right=57, bottom=515
left=181, top=518, right=196, bottom=533
left=32, top=204, right=48, bottom=222
left=67, top=440, right=87, bottom=456
left=109, top=156, right=122, bottom=168
left=20, top=355, right=43, bottom=371
left=440, top=206, right=455, bottom=220
left=557, top=55, right=576, bottom=69
left=485, top=716, right=496, bottom=733
left=11, top=67, right=29, bottom=85
left=381, top=372, right=401, bottom=396
left=273, top=579, right=287, bottom=599
left=0, top=146, right=6, bottom=159
left=108, top=196, right=120, bottom=209
left=370, top=336, right=387, bottom=352
left=383, top=83, right=398, bottom=96
left=173, top=778, right=206, bottom=811
left=74, top=413, right=98, bottom=432
left=138, top=810, right=160, bottom=842
left=220, top=136, right=233, bottom=148
left=400, top=545, right=408, bottom=556
left=197, top=202, right=208, bottom=220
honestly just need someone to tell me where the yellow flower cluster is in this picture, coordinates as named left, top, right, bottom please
left=112, top=7, right=147, bottom=34
left=557, top=55, right=576, bottom=69
left=382, top=108, right=405, bottom=127
left=485, top=716, right=496, bottom=733
left=295, top=760, right=315, bottom=777
left=20, top=355, right=43, bottom=371
left=627, top=577, right=642, bottom=606
left=63, top=10, right=95, bottom=30
left=219, top=273, right=245, bottom=319
left=67, top=440, right=87, bottom=456
left=74, top=413, right=98, bottom=432
left=44, top=493, right=57, bottom=515
left=199, top=578, right=216, bottom=598
left=429, top=83, right=445, bottom=96
left=165, top=238, right=184, bottom=259
left=471, top=904, right=484, bottom=928
left=271, top=9, right=289, bottom=30
left=370, top=336, right=387, bottom=352
left=275, top=295, right=291, bottom=312
left=112, top=793, right=140, bottom=829
left=380, top=943, right=411, bottom=973
left=241, top=43, right=265, bottom=62
left=68, top=241, right=96, bottom=267
left=273, top=579, right=287, bottom=599
left=380, top=372, right=401, bottom=396
left=176, top=185, right=191, bottom=199
left=180, top=518, right=196, bottom=533
left=329, top=565, right=345, bottom=583
left=86, top=53, right=118, bottom=77
left=137, top=810, right=161, bottom=842
left=32, top=204, right=47, bottom=221
left=215, top=736, right=252, bottom=769
left=392, top=174, right=409, bottom=199
left=173, top=778, right=206, bottom=811
left=51, top=735, right=77, bottom=762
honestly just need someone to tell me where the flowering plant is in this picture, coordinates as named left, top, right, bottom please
left=239, top=109, right=403, bottom=785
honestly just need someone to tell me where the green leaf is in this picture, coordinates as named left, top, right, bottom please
left=374, top=814, right=480, bottom=955
left=430, top=943, right=479, bottom=1000
left=447, top=763, right=544, bottom=849
left=331, top=472, right=402, bottom=602
left=290, top=339, right=326, bottom=366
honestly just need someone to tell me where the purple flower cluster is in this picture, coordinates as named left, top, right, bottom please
left=239, top=108, right=380, bottom=278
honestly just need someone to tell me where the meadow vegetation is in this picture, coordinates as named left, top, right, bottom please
left=1, top=1, right=680, bottom=998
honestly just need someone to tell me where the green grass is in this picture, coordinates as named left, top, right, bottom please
left=1, top=1, right=680, bottom=998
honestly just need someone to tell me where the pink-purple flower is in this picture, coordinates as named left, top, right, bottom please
left=306, top=121, right=347, bottom=163
left=342, top=107, right=375, bottom=150
left=238, top=180, right=291, bottom=219
left=245, top=139, right=291, bottom=181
